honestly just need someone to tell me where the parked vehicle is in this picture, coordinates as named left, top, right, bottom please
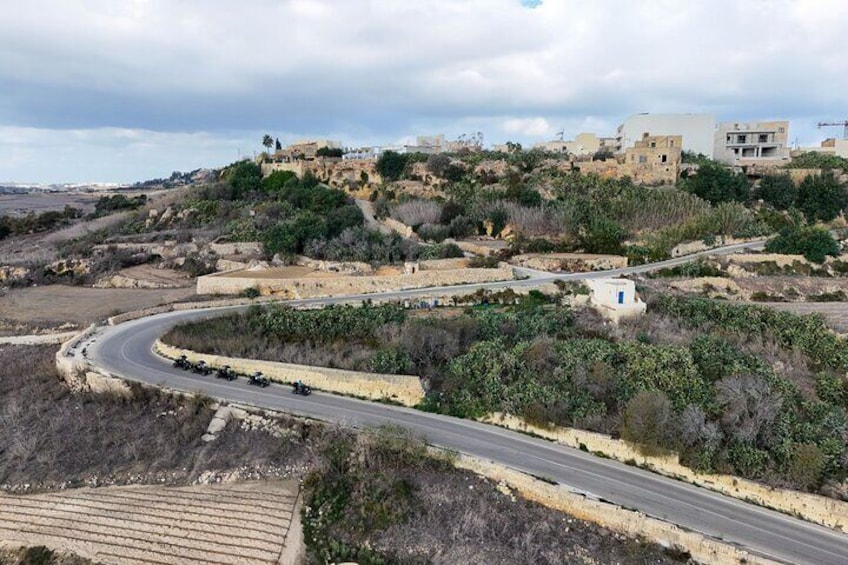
left=292, top=381, right=312, bottom=396
left=216, top=365, right=237, bottom=381
left=173, top=355, right=191, bottom=370
left=192, top=360, right=213, bottom=376
left=248, top=371, right=270, bottom=387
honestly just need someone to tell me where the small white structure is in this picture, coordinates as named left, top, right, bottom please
left=586, top=278, right=646, bottom=322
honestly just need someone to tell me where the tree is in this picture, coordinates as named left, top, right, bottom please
left=764, top=225, right=840, bottom=263
left=710, top=201, right=752, bottom=243
left=376, top=151, right=408, bottom=182
left=581, top=216, right=626, bottom=254
left=756, top=174, right=798, bottom=210
left=715, top=375, right=781, bottom=444
left=425, top=154, right=451, bottom=177
left=620, top=391, right=676, bottom=456
left=796, top=172, right=848, bottom=222
left=316, top=147, right=343, bottom=158
left=275, top=138, right=282, bottom=151
left=680, top=161, right=750, bottom=204
left=226, top=160, right=262, bottom=198
left=592, top=147, right=614, bottom=161
left=262, top=134, right=273, bottom=153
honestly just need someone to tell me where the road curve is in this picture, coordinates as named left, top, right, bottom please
left=91, top=318, right=847, bottom=563
left=87, top=240, right=848, bottom=564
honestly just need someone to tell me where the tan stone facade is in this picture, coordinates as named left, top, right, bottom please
left=261, top=158, right=381, bottom=196
left=623, top=133, right=682, bottom=185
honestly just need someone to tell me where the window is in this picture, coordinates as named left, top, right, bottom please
left=661, top=154, right=668, bottom=163
left=736, top=134, right=746, bottom=144
left=778, top=127, right=785, bottom=133
left=639, top=155, right=647, bottom=164
left=670, top=140, right=674, bottom=146
left=727, top=135, right=732, bottom=143
left=650, top=142, right=656, bottom=148
left=758, top=134, right=768, bottom=143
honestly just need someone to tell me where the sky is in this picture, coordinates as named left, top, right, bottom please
left=1, top=0, right=846, bottom=184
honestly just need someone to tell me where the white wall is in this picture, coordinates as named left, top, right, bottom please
left=617, top=113, right=716, bottom=157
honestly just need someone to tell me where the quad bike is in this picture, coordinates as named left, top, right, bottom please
left=173, top=355, right=192, bottom=370
left=192, top=360, right=213, bottom=376
left=216, top=365, right=237, bottom=381
left=248, top=371, right=270, bottom=388
left=292, top=381, right=312, bottom=396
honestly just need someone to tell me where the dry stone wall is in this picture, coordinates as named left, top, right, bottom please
left=481, top=413, right=848, bottom=533
left=155, top=340, right=424, bottom=406
left=195, top=265, right=514, bottom=298
left=454, top=455, right=779, bottom=565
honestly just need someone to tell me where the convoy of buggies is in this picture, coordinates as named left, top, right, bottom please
left=172, top=355, right=309, bottom=395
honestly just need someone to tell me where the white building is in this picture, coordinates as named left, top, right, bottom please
left=615, top=113, right=716, bottom=157
left=586, top=278, right=646, bottom=323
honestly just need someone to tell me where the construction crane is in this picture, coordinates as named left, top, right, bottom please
left=817, top=119, right=848, bottom=139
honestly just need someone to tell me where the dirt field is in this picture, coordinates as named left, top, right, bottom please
left=0, top=481, right=301, bottom=565
left=0, top=285, right=195, bottom=329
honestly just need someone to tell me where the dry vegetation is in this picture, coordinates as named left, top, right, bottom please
left=0, top=346, right=309, bottom=492
left=0, top=346, right=691, bottom=564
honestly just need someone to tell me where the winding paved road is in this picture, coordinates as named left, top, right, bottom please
left=87, top=240, right=848, bottom=565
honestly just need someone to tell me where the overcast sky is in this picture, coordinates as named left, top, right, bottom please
left=1, top=0, right=846, bottom=183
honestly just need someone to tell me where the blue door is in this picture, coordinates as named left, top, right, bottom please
left=618, top=291, right=625, bottom=304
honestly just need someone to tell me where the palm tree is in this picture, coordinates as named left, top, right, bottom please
left=262, top=134, right=273, bottom=153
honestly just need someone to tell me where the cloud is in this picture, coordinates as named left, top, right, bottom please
left=503, top=118, right=552, bottom=137
left=0, top=0, right=845, bottom=181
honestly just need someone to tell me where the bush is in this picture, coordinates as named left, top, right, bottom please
left=468, top=256, right=500, bottom=268
left=765, top=226, right=840, bottom=263
left=679, top=161, right=750, bottom=204
left=620, top=391, right=676, bottom=456
left=376, top=151, right=408, bottom=182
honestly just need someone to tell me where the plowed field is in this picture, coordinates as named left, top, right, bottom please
left=0, top=481, right=300, bottom=564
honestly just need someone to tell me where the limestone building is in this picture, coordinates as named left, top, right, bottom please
left=623, top=133, right=682, bottom=184
left=795, top=138, right=848, bottom=159
left=533, top=133, right=616, bottom=157
left=714, top=121, right=790, bottom=165
left=615, top=113, right=716, bottom=157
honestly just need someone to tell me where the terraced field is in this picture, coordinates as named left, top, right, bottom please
left=0, top=481, right=300, bottom=564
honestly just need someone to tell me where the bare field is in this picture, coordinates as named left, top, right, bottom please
left=0, top=481, right=300, bottom=565
left=0, top=285, right=195, bottom=328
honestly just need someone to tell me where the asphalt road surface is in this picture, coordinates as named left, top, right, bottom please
left=87, top=240, right=848, bottom=565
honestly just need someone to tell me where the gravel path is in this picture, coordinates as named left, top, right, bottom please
left=0, top=481, right=300, bottom=564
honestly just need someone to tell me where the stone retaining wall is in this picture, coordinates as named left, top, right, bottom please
left=154, top=340, right=425, bottom=406
left=482, top=413, right=848, bottom=533
left=454, top=455, right=779, bottom=565
left=381, top=217, right=415, bottom=238
left=195, top=265, right=514, bottom=298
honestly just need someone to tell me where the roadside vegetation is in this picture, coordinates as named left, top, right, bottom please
left=1, top=345, right=689, bottom=564
left=167, top=295, right=848, bottom=497
left=302, top=425, right=688, bottom=565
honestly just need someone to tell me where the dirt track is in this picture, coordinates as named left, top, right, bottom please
left=0, top=481, right=300, bottom=564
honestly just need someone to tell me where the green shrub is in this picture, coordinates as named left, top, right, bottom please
left=765, top=226, right=840, bottom=263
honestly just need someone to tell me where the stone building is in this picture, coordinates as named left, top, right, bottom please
left=714, top=121, right=790, bottom=166
left=534, top=133, right=616, bottom=157
left=623, top=133, right=682, bottom=185
left=795, top=138, right=848, bottom=159
left=615, top=113, right=715, bottom=157
left=274, top=139, right=341, bottom=161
